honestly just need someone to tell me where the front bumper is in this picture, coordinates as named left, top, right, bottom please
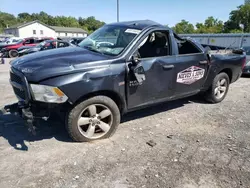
left=4, top=101, right=66, bottom=134
left=8, top=67, right=68, bottom=133
left=4, top=102, right=36, bottom=133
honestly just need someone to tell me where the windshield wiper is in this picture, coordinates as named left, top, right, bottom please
left=83, top=46, right=104, bottom=55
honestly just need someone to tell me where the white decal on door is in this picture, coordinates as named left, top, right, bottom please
left=177, top=66, right=205, bottom=85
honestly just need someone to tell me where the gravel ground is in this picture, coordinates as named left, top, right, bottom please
left=0, top=59, right=250, bottom=188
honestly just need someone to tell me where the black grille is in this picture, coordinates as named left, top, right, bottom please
left=13, top=87, right=25, bottom=100
left=10, top=72, right=23, bottom=85
left=10, top=70, right=27, bottom=101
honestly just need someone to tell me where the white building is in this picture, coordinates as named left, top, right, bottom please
left=4, top=20, right=88, bottom=38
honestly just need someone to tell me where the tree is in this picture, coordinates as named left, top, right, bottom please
left=0, top=11, right=106, bottom=34
left=224, top=4, right=250, bottom=33
left=172, top=20, right=195, bottom=34
left=0, top=11, right=17, bottom=32
left=195, top=23, right=207, bottom=33
left=17, top=12, right=32, bottom=22
left=78, top=16, right=105, bottom=33
left=196, top=17, right=224, bottom=33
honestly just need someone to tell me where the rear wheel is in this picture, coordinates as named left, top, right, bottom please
left=8, top=50, right=19, bottom=58
left=204, top=72, right=230, bottom=103
left=67, top=96, right=120, bottom=142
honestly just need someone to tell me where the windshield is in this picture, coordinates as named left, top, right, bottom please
left=15, top=39, right=24, bottom=44
left=78, top=25, right=141, bottom=56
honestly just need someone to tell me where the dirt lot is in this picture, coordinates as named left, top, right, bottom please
left=0, top=59, right=250, bottom=188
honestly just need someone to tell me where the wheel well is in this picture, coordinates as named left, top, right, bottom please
left=73, top=90, right=125, bottom=114
left=219, top=68, right=232, bottom=83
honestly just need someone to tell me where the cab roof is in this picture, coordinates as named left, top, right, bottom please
left=108, top=20, right=168, bottom=30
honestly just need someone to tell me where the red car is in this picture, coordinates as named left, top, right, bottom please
left=0, top=37, right=53, bottom=58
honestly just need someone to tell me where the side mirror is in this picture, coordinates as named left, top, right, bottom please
left=131, top=51, right=141, bottom=65
left=132, top=55, right=140, bottom=64
left=133, top=65, right=146, bottom=84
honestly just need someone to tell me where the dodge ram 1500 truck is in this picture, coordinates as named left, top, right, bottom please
left=4, top=20, right=246, bottom=142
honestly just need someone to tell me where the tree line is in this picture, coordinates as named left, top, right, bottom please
left=172, top=4, right=250, bottom=34
left=0, top=11, right=105, bottom=34
left=0, top=3, right=250, bottom=35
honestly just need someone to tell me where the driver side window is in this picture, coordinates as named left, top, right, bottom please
left=137, top=31, right=170, bottom=59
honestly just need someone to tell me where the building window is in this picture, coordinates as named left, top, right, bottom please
left=33, top=30, right=36, bottom=35
left=40, top=30, right=43, bottom=35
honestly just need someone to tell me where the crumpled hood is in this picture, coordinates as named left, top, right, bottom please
left=11, top=47, right=112, bottom=82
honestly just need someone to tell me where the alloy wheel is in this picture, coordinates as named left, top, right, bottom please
left=77, top=104, right=113, bottom=139
left=214, top=78, right=227, bottom=99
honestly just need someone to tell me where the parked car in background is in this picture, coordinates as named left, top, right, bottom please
left=57, top=37, right=86, bottom=45
left=0, top=37, right=7, bottom=43
left=69, top=37, right=86, bottom=45
left=1, top=37, right=53, bottom=58
left=18, top=40, right=74, bottom=56
left=242, top=46, right=250, bottom=75
left=0, top=39, right=24, bottom=57
left=0, top=37, right=21, bottom=45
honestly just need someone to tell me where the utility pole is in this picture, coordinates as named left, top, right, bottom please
left=117, top=0, right=119, bottom=22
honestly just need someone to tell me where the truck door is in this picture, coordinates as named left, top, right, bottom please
left=126, top=30, right=175, bottom=109
left=172, top=40, right=209, bottom=97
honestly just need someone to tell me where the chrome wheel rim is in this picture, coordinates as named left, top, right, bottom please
left=214, top=78, right=227, bottom=99
left=77, top=104, right=113, bottom=139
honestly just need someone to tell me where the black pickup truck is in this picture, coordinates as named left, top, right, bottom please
left=5, top=20, right=246, bottom=142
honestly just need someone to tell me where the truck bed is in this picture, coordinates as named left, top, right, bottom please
left=209, top=49, right=244, bottom=56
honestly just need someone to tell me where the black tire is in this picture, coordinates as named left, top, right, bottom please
left=67, top=96, right=120, bottom=142
left=9, top=50, right=19, bottom=58
left=204, top=72, right=230, bottom=103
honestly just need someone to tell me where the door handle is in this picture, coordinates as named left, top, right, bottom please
left=199, top=60, right=208, bottom=64
left=162, top=64, right=174, bottom=70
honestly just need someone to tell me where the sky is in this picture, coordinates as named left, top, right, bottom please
left=0, top=0, right=245, bottom=26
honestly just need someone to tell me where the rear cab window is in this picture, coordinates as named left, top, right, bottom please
left=175, top=37, right=202, bottom=55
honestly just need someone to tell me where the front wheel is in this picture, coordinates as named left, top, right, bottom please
left=204, top=72, right=230, bottom=103
left=66, top=96, right=121, bottom=142
left=8, top=50, right=19, bottom=58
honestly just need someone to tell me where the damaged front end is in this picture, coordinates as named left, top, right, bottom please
left=4, top=102, right=55, bottom=135
left=5, top=67, right=68, bottom=134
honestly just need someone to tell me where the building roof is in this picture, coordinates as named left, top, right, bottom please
left=50, top=26, right=87, bottom=34
left=5, top=20, right=54, bottom=30
left=5, top=20, right=87, bottom=34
